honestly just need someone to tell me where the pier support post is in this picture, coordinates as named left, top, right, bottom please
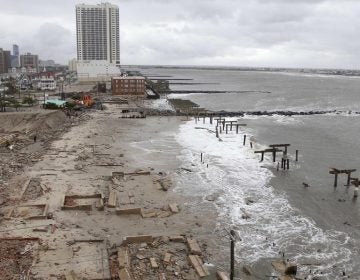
left=243, top=135, right=246, bottom=146
left=250, top=142, right=253, bottom=149
left=272, top=149, right=276, bottom=162
left=222, top=120, right=226, bottom=130
left=261, top=152, right=264, bottom=162
left=216, top=127, right=219, bottom=138
left=295, top=150, right=299, bottom=162
left=334, top=173, right=338, bottom=187
left=230, top=230, right=235, bottom=280
left=201, top=153, right=203, bottom=162
left=236, top=125, right=239, bottom=134
left=210, top=116, right=213, bottom=125
left=226, top=124, right=228, bottom=134
left=287, top=159, right=290, bottom=170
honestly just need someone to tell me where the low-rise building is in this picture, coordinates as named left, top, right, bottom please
left=111, top=76, right=146, bottom=96
left=39, top=72, right=56, bottom=90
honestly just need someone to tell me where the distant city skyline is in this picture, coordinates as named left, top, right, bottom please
left=0, top=0, right=360, bottom=69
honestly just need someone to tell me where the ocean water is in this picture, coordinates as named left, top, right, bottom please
left=128, top=66, right=360, bottom=279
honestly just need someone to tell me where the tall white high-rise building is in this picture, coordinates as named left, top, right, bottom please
left=76, top=2, right=120, bottom=65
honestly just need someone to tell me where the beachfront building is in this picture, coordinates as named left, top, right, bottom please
left=111, top=76, right=146, bottom=96
left=39, top=73, right=56, bottom=90
left=75, top=2, right=121, bottom=82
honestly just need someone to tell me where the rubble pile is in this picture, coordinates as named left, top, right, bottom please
left=0, top=239, right=37, bottom=279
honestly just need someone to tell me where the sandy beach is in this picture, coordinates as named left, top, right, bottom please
left=0, top=104, right=225, bottom=280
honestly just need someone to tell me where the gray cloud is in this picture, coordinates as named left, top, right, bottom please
left=0, top=0, right=359, bottom=68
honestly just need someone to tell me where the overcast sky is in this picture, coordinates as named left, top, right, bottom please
left=0, top=0, right=359, bottom=69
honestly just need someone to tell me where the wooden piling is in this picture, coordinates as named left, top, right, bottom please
left=243, top=135, right=246, bottom=146
left=277, top=162, right=280, bottom=171
left=287, top=159, right=290, bottom=170
left=236, top=125, right=239, bottom=134
left=334, top=173, right=338, bottom=187
left=230, top=230, right=235, bottom=280
left=201, top=153, right=203, bottom=162
left=295, top=150, right=299, bottom=162
left=272, top=149, right=276, bottom=162
left=226, top=124, right=228, bottom=134
left=250, top=142, right=253, bottom=149
left=210, top=116, right=213, bottom=125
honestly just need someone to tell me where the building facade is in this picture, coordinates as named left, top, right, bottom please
left=111, top=76, right=146, bottom=96
left=76, top=3, right=120, bottom=65
left=0, top=48, right=11, bottom=74
left=11, top=44, right=19, bottom=68
left=20, top=53, right=39, bottom=73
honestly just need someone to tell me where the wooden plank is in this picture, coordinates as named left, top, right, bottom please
left=118, top=268, right=132, bottom=280
left=186, top=238, right=202, bottom=255
left=108, top=186, right=117, bottom=208
left=150, top=257, right=158, bottom=268
left=269, top=144, right=291, bottom=147
left=118, top=247, right=130, bottom=269
left=20, top=179, right=32, bottom=199
left=122, top=235, right=153, bottom=245
left=116, top=207, right=142, bottom=215
left=168, top=203, right=179, bottom=213
left=141, top=210, right=157, bottom=218
left=163, top=252, right=172, bottom=263
left=169, top=236, right=185, bottom=243
left=188, top=255, right=209, bottom=278
left=216, top=271, right=229, bottom=280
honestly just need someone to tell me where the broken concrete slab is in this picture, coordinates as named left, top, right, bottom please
left=186, top=237, right=202, bottom=255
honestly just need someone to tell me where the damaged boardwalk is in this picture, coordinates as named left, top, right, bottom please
left=0, top=105, right=224, bottom=280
